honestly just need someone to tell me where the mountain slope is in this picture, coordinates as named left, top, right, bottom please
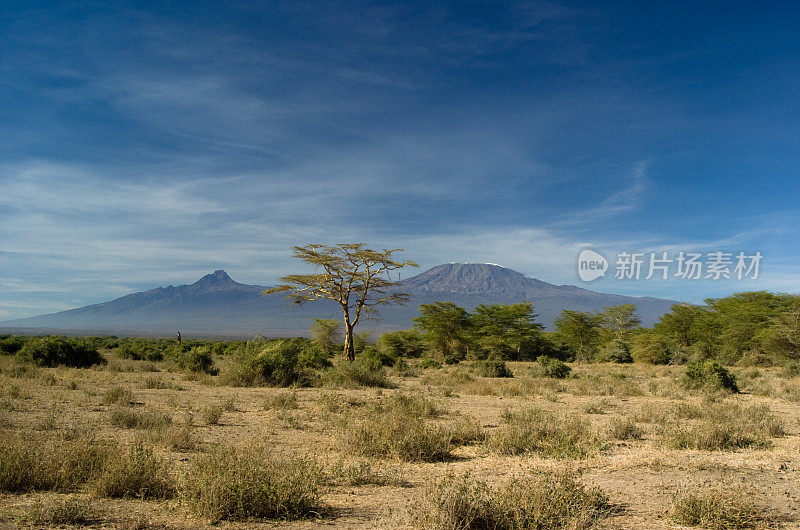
left=1, top=264, right=679, bottom=336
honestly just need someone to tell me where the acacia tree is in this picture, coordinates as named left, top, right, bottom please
left=600, top=304, right=641, bottom=341
left=263, top=244, right=417, bottom=361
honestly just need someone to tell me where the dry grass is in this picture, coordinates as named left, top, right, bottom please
left=92, top=442, right=176, bottom=499
left=200, top=404, right=223, bottom=425
left=672, top=488, right=773, bottom=529
left=407, top=471, right=609, bottom=529
left=658, top=402, right=784, bottom=451
left=23, top=495, right=103, bottom=526
left=0, top=434, right=110, bottom=493
left=1, top=354, right=798, bottom=528
left=486, top=407, right=606, bottom=458
left=180, top=444, right=323, bottom=522
left=110, top=407, right=172, bottom=430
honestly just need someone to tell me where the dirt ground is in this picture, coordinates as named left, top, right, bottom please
left=1, top=355, right=799, bottom=529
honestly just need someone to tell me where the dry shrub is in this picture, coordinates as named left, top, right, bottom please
left=264, top=391, right=299, bottom=410
left=660, top=403, right=784, bottom=451
left=324, top=458, right=408, bottom=487
left=200, top=404, right=223, bottom=425
left=180, top=444, right=323, bottom=522
left=342, top=393, right=476, bottom=462
left=408, top=471, right=609, bottom=529
left=103, top=386, right=134, bottom=405
left=321, top=358, right=394, bottom=388
left=672, top=488, right=772, bottom=529
left=92, top=442, right=175, bottom=499
left=165, top=423, right=199, bottom=452
left=110, top=408, right=172, bottom=429
left=0, top=434, right=110, bottom=493
left=486, top=408, right=605, bottom=458
left=24, top=495, right=102, bottom=526
left=605, top=416, right=643, bottom=441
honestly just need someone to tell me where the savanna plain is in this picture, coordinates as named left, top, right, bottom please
left=1, top=335, right=799, bottom=529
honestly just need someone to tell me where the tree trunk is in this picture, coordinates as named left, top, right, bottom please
left=343, top=310, right=355, bottom=361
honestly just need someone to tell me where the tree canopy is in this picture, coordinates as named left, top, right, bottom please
left=264, top=244, right=417, bottom=361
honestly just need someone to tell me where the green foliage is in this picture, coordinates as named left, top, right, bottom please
left=321, top=358, right=393, bottom=388
left=414, top=301, right=473, bottom=362
left=683, top=361, right=739, bottom=393
left=470, top=302, right=547, bottom=360
left=600, top=304, right=641, bottom=341
left=17, top=336, right=105, bottom=368
left=117, top=339, right=168, bottom=361
left=377, top=329, right=426, bottom=358
left=358, top=345, right=398, bottom=369
left=597, top=339, right=633, bottom=363
left=472, top=359, right=513, bottom=378
left=533, top=355, right=571, bottom=379
left=419, top=357, right=443, bottom=370
left=553, top=310, right=603, bottom=361
left=222, top=338, right=327, bottom=387
left=0, top=335, right=28, bottom=355
left=631, top=332, right=673, bottom=364
left=310, top=318, right=341, bottom=354
left=180, top=444, right=323, bottom=522
left=166, top=344, right=216, bottom=373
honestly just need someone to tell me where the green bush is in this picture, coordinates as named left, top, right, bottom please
left=631, top=333, right=672, bottom=364
left=377, top=329, right=426, bottom=358
left=221, top=338, right=326, bottom=387
left=409, top=472, right=609, bottom=529
left=117, top=339, right=166, bottom=361
left=419, top=357, right=443, bottom=370
left=358, top=345, right=398, bottom=369
left=533, top=355, right=571, bottom=379
left=173, top=346, right=215, bottom=373
left=597, top=340, right=633, bottom=363
left=180, top=444, right=323, bottom=522
left=683, top=361, right=739, bottom=393
left=472, top=359, right=513, bottom=378
left=16, top=337, right=105, bottom=368
left=321, top=358, right=393, bottom=388
left=0, top=336, right=27, bottom=356
left=782, top=360, right=800, bottom=378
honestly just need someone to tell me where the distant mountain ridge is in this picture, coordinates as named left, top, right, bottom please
left=0, top=263, right=679, bottom=337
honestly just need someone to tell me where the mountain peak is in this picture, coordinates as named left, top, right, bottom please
left=193, top=269, right=236, bottom=288
left=402, top=262, right=549, bottom=294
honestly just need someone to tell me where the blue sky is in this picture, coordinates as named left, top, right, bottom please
left=2, top=1, right=800, bottom=320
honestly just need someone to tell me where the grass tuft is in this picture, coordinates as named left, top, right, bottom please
left=408, top=471, right=609, bottom=529
left=24, top=495, right=102, bottom=526
left=486, top=407, right=605, bottom=458
left=672, top=488, right=772, bottom=529
left=180, top=444, right=323, bottom=522
left=92, top=442, right=176, bottom=499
